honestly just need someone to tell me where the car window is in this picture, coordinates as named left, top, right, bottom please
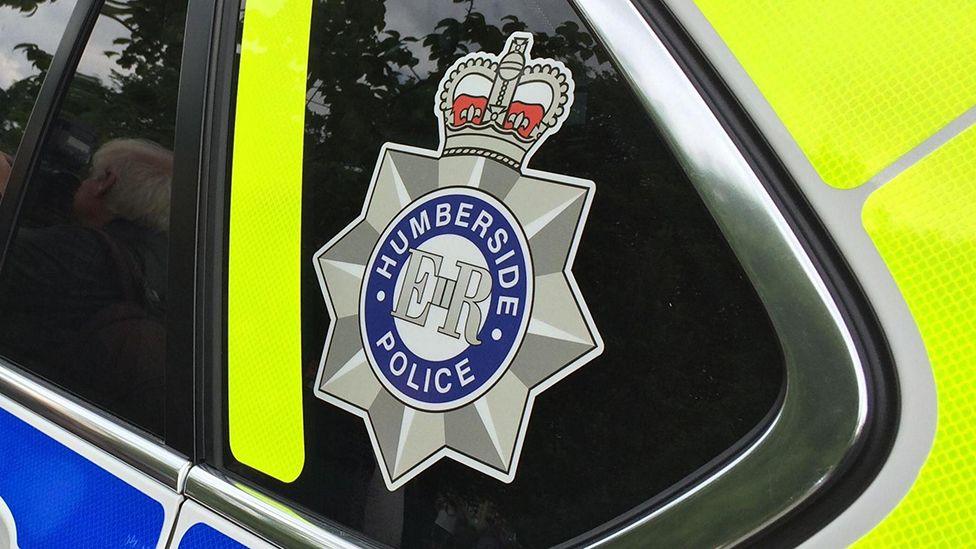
left=0, top=0, right=79, bottom=163
left=220, top=0, right=785, bottom=546
left=0, top=0, right=188, bottom=436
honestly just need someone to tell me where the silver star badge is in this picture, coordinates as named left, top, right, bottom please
left=313, top=32, right=603, bottom=490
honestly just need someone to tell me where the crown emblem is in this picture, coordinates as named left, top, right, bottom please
left=438, top=32, right=574, bottom=169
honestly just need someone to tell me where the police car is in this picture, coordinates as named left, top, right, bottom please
left=0, top=0, right=970, bottom=546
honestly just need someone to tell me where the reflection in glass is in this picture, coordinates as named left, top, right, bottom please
left=0, top=0, right=79, bottom=157
left=0, top=0, right=187, bottom=435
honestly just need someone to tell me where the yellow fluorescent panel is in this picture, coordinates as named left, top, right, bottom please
left=227, top=0, right=312, bottom=482
left=695, top=0, right=976, bottom=189
left=858, top=124, right=976, bottom=546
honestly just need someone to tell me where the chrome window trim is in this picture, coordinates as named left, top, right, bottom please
left=184, top=465, right=383, bottom=549
left=0, top=359, right=190, bottom=489
left=660, top=2, right=934, bottom=545
left=568, top=1, right=869, bottom=546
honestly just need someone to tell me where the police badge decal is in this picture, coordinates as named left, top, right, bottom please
left=313, top=32, right=603, bottom=490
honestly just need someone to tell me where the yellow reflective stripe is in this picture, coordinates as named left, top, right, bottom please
left=226, top=0, right=312, bottom=482
left=857, top=124, right=976, bottom=546
left=695, top=1, right=976, bottom=189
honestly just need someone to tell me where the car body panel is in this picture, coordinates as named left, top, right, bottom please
left=172, top=500, right=275, bottom=549
left=0, top=392, right=181, bottom=548
left=857, top=124, right=976, bottom=547
left=692, top=0, right=976, bottom=190
left=672, top=0, right=975, bottom=545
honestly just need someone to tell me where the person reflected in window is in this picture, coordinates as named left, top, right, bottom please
left=0, top=138, right=171, bottom=431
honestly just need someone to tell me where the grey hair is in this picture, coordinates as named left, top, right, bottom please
left=91, top=138, right=173, bottom=232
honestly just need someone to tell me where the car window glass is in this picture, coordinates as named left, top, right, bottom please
left=0, top=0, right=79, bottom=177
left=222, top=0, right=785, bottom=546
left=0, top=0, right=188, bottom=436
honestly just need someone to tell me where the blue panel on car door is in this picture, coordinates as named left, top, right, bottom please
left=178, top=523, right=248, bottom=549
left=0, top=406, right=165, bottom=548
